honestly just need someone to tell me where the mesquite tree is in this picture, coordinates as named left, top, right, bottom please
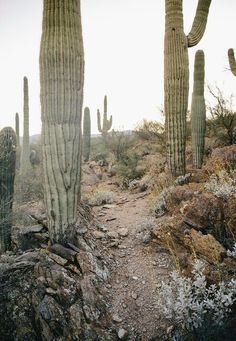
left=39, top=0, right=84, bottom=243
left=164, top=0, right=212, bottom=176
left=191, top=50, right=206, bottom=168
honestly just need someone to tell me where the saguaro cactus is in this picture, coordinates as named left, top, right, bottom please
left=40, top=0, right=84, bottom=243
left=228, top=48, right=236, bottom=76
left=0, top=127, right=16, bottom=253
left=191, top=50, right=206, bottom=168
left=15, top=113, right=20, bottom=147
left=83, top=107, right=91, bottom=162
left=20, top=76, right=30, bottom=171
left=97, top=95, right=112, bottom=136
left=164, top=0, right=212, bottom=176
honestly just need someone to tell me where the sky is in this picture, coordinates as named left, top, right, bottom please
left=0, top=0, right=236, bottom=136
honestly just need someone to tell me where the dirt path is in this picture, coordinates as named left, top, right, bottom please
left=91, top=188, right=173, bottom=340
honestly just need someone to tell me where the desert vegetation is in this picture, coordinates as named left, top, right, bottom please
left=1, top=0, right=236, bottom=340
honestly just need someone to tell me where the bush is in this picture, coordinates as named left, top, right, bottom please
left=116, top=152, right=145, bottom=186
left=88, top=190, right=115, bottom=206
left=205, top=169, right=236, bottom=200
left=157, top=259, right=236, bottom=340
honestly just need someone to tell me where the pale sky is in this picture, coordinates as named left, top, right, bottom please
left=0, top=0, right=236, bottom=136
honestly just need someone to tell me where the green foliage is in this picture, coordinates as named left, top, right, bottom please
left=106, top=130, right=135, bottom=161
left=116, top=152, right=145, bottom=186
left=0, top=127, right=16, bottom=252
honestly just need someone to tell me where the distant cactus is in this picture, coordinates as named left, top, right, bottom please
left=40, top=0, right=84, bottom=243
left=0, top=127, right=16, bottom=253
left=29, top=149, right=40, bottom=167
left=83, top=107, right=91, bottom=162
left=15, top=113, right=20, bottom=146
left=228, top=48, right=236, bottom=76
left=20, top=76, right=30, bottom=172
left=15, top=112, right=20, bottom=169
left=164, top=0, right=212, bottom=176
left=97, top=95, right=112, bottom=136
left=191, top=50, right=206, bottom=168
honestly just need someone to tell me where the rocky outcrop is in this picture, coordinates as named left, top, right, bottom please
left=0, top=234, right=113, bottom=340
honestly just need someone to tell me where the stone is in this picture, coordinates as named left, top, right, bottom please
left=118, top=228, right=129, bottom=237
left=184, top=193, right=223, bottom=232
left=93, top=231, right=105, bottom=239
left=49, top=243, right=77, bottom=262
left=118, top=328, right=128, bottom=339
left=112, top=314, right=123, bottom=323
left=188, top=229, right=225, bottom=263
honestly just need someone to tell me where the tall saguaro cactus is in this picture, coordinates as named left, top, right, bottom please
left=40, top=0, right=84, bottom=243
left=20, top=76, right=30, bottom=171
left=0, top=127, right=16, bottom=253
left=228, top=48, right=236, bottom=76
left=164, top=0, right=212, bottom=176
left=191, top=50, right=206, bottom=168
left=97, top=95, right=112, bottom=136
left=83, top=107, right=91, bottom=162
left=15, top=112, right=20, bottom=169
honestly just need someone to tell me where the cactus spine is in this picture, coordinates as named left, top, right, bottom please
left=164, top=0, right=212, bottom=176
left=191, top=50, right=206, bottom=168
left=97, top=95, right=112, bottom=136
left=0, top=127, right=16, bottom=253
left=40, top=0, right=84, bottom=243
left=83, top=107, right=91, bottom=162
left=20, top=76, right=30, bottom=171
left=228, top=48, right=236, bottom=76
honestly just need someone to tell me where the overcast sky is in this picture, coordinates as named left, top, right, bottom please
left=0, top=0, right=236, bottom=136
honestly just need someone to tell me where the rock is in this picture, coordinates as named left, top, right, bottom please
left=47, top=252, right=68, bottom=266
left=118, top=228, right=129, bottom=237
left=49, top=243, right=77, bottom=262
left=118, top=328, right=128, bottom=339
left=131, top=292, right=138, bottom=299
left=184, top=193, right=223, bottom=232
left=112, top=314, right=123, bottom=323
left=187, top=229, right=225, bottom=263
left=93, top=231, right=105, bottom=239
left=107, top=231, right=119, bottom=239
left=12, top=224, right=49, bottom=251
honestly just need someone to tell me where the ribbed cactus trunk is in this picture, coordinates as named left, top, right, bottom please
left=164, top=0, right=212, bottom=176
left=83, top=107, right=91, bottom=162
left=15, top=112, right=20, bottom=170
left=20, top=77, right=30, bottom=172
left=97, top=95, right=112, bottom=137
left=40, top=0, right=84, bottom=243
left=0, top=127, right=16, bottom=253
left=191, top=50, right=206, bottom=168
left=228, top=48, right=236, bottom=76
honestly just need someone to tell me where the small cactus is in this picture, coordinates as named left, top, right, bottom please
left=191, top=50, right=206, bottom=168
left=97, top=95, right=112, bottom=136
left=83, top=107, right=91, bottom=162
left=0, top=127, right=16, bottom=253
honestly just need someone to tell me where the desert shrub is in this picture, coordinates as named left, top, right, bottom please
left=105, top=130, right=135, bottom=161
left=206, top=86, right=236, bottom=146
left=14, top=166, right=44, bottom=203
left=157, top=259, right=236, bottom=340
left=88, top=190, right=115, bottom=206
left=205, top=169, right=236, bottom=200
left=116, top=152, right=145, bottom=186
left=227, top=243, right=236, bottom=258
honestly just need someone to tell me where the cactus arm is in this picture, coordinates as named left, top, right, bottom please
left=15, top=113, right=20, bottom=146
left=191, top=50, right=206, bottom=168
left=104, top=95, right=107, bottom=114
left=187, top=0, right=212, bottom=48
left=228, top=48, right=236, bottom=76
left=97, top=109, right=102, bottom=132
left=83, top=107, right=91, bottom=162
left=40, top=0, right=84, bottom=243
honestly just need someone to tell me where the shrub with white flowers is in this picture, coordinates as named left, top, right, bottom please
left=157, top=259, right=236, bottom=339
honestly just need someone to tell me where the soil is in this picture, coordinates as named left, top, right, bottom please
left=88, top=179, right=173, bottom=340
